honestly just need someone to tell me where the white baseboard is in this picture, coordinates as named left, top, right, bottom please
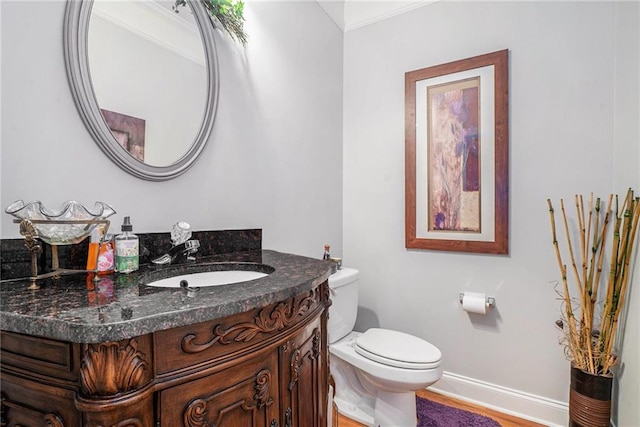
left=429, top=371, right=569, bottom=427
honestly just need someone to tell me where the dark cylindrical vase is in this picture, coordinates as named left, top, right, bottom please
left=569, top=366, right=613, bottom=427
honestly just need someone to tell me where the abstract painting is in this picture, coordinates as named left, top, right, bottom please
left=405, top=50, right=509, bottom=254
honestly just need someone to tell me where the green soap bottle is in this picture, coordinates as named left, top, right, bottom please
left=115, top=216, right=139, bottom=274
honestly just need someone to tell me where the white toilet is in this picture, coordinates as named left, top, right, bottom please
left=328, top=268, right=442, bottom=427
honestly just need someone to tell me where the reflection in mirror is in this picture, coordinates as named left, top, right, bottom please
left=64, top=0, right=219, bottom=181
left=88, top=0, right=207, bottom=167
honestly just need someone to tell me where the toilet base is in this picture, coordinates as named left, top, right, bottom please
left=374, top=390, right=418, bottom=426
left=334, top=395, right=375, bottom=426
left=333, top=390, right=418, bottom=427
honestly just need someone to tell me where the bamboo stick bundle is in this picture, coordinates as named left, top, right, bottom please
left=600, top=193, right=640, bottom=374
left=547, top=188, right=639, bottom=376
left=547, top=199, right=583, bottom=368
left=590, top=195, right=613, bottom=319
left=597, top=197, right=624, bottom=370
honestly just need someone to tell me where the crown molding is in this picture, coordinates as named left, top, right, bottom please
left=345, top=0, right=437, bottom=32
left=317, top=0, right=438, bottom=33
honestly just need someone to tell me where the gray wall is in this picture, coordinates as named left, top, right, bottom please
left=0, top=0, right=344, bottom=260
left=343, top=1, right=639, bottom=425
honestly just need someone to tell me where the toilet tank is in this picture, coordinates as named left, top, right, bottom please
left=327, top=267, right=359, bottom=344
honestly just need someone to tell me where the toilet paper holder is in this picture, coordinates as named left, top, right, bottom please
left=459, top=293, right=495, bottom=309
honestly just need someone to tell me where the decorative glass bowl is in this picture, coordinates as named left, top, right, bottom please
left=5, top=200, right=116, bottom=245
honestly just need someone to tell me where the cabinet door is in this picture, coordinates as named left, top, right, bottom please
left=279, top=316, right=326, bottom=427
left=159, top=350, right=279, bottom=427
left=1, top=373, right=79, bottom=427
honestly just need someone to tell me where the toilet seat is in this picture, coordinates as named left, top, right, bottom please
left=354, top=328, right=441, bottom=370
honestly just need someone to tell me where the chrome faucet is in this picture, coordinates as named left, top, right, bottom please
left=151, top=221, right=200, bottom=265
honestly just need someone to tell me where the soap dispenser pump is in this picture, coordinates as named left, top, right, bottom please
left=115, top=216, right=139, bottom=273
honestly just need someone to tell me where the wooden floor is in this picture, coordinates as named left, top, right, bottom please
left=336, top=389, right=546, bottom=427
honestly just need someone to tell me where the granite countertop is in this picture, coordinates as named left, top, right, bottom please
left=0, top=250, right=335, bottom=343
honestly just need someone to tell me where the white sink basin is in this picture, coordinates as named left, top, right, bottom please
left=145, top=270, right=269, bottom=288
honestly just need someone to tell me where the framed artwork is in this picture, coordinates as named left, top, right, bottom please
left=101, top=109, right=146, bottom=162
left=405, top=49, right=509, bottom=254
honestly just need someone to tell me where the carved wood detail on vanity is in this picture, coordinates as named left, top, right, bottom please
left=288, top=349, right=301, bottom=391
left=182, top=367, right=276, bottom=426
left=254, top=368, right=275, bottom=409
left=44, top=412, right=66, bottom=427
left=182, top=287, right=321, bottom=354
left=1, top=393, right=66, bottom=427
left=312, top=328, right=321, bottom=360
left=80, top=338, right=150, bottom=396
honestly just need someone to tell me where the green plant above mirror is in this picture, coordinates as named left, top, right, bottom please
left=174, top=0, right=247, bottom=45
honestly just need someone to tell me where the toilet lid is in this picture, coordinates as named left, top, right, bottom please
left=354, top=328, right=441, bottom=370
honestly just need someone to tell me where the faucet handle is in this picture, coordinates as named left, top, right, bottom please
left=186, top=239, right=199, bottom=261
left=184, top=239, right=200, bottom=252
left=171, top=221, right=192, bottom=246
left=176, top=239, right=200, bottom=263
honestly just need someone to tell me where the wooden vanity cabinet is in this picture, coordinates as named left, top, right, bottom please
left=279, top=316, right=325, bottom=427
left=0, top=331, right=83, bottom=426
left=159, top=341, right=281, bottom=426
left=0, top=282, right=331, bottom=427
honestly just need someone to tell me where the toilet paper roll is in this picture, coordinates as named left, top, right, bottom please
left=462, top=292, right=487, bottom=314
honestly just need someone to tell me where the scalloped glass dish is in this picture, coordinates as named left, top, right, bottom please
left=5, top=200, right=116, bottom=245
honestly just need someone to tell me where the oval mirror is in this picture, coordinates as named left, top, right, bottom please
left=64, top=0, right=219, bottom=181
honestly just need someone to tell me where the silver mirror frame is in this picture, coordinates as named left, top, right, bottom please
left=64, top=0, right=219, bottom=181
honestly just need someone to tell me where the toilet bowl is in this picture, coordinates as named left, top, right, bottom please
left=328, top=268, right=442, bottom=427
